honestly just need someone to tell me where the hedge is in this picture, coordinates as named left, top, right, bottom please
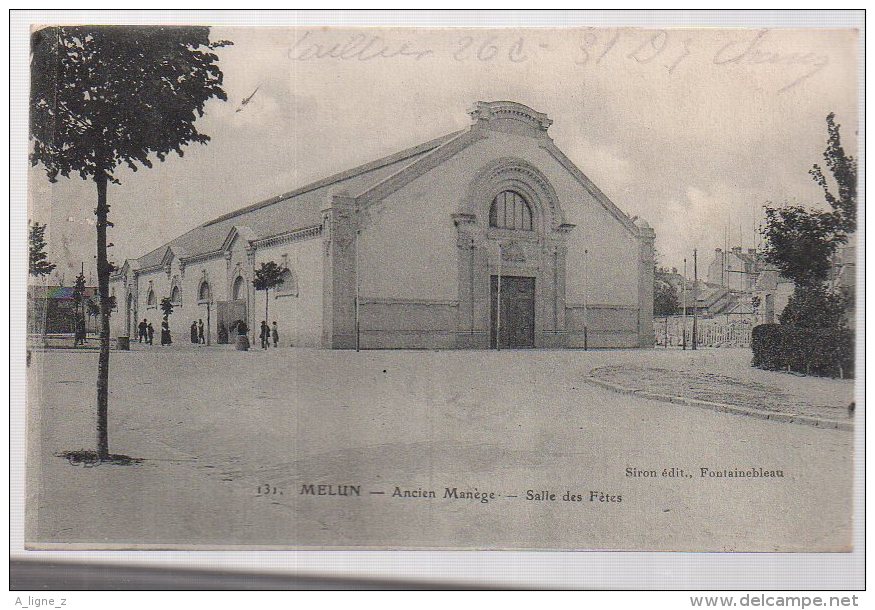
left=751, top=324, right=854, bottom=379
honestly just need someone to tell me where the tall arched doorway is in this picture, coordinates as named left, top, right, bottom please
left=126, top=293, right=134, bottom=337
left=453, top=158, right=575, bottom=349
left=216, top=274, right=248, bottom=344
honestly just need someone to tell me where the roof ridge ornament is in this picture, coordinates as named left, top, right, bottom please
left=469, top=101, right=553, bottom=133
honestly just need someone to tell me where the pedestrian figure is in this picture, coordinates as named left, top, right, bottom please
left=260, top=320, right=270, bottom=350
left=75, top=317, right=86, bottom=346
left=198, top=319, right=205, bottom=344
left=138, top=318, right=148, bottom=343
left=161, top=319, right=172, bottom=345
left=190, top=321, right=198, bottom=344
left=147, top=322, right=154, bottom=345
left=218, top=321, right=228, bottom=344
left=271, top=321, right=279, bottom=348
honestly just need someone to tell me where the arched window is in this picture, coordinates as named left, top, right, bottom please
left=489, top=190, right=533, bottom=231
left=170, top=285, right=181, bottom=306
left=276, top=268, right=299, bottom=297
left=198, top=281, right=211, bottom=302
left=232, top=275, right=245, bottom=301
left=147, top=288, right=156, bottom=306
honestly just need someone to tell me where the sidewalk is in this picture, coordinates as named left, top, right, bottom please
left=586, top=349, right=855, bottom=429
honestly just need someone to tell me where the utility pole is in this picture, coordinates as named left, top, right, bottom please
left=583, top=248, right=589, bottom=351
left=692, top=249, right=698, bottom=350
left=354, top=227, right=360, bottom=352
left=495, top=241, right=502, bottom=351
left=682, top=258, right=687, bottom=350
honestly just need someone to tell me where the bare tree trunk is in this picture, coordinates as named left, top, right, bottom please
left=95, top=173, right=111, bottom=460
left=265, top=289, right=269, bottom=323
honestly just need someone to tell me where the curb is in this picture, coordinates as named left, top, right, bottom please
left=584, top=376, right=853, bottom=432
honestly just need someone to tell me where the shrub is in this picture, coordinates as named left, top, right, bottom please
left=751, top=323, right=854, bottom=378
left=779, top=285, right=851, bottom=329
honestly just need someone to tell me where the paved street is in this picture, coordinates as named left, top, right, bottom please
left=27, top=346, right=854, bottom=551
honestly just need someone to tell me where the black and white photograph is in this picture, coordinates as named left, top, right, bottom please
left=13, top=10, right=864, bottom=591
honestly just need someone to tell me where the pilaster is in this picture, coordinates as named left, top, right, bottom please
left=321, top=193, right=359, bottom=349
left=637, top=223, right=656, bottom=347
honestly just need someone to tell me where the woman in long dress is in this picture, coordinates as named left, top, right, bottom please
left=161, top=319, right=172, bottom=345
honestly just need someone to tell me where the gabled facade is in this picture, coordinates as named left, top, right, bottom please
left=110, top=101, right=655, bottom=349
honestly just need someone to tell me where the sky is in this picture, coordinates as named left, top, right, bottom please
left=28, top=26, right=859, bottom=283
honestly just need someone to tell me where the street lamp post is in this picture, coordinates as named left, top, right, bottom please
left=582, top=248, right=589, bottom=351
left=682, top=258, right=687, bottom=350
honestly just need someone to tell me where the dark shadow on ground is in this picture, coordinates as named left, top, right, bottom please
left=57, top=450, right=143, bottom=466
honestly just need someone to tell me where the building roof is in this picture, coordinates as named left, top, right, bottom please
left=29, top=285, right=97, bottom=300
left=124, top=100, right=645, bottom=275
left=132, top=130, right=463, bottom=270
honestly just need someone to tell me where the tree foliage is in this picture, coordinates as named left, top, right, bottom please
left=29, top=221, right=57, bottom=277
left=87, top=298, right=101, bottom=318
left=653, top=278, right=680, bottom=316
left=761, top=205, right=844, bottom=288
left=762, top=113, right=856, bottom=290
left=809, top=112, right=857, bottom=234
left=72, top=271, right=87, bottom=310
left=779, top=285, right=851, bottom=330
left=761, top=113, right=857, bottom=340
left=29, top=26, right=230, bottom=460
left=30, top=26, right=230, bottom=183
left=160, top=296, right=174, bottom=320
left=253, top=261, right=287, bottom=321
left=253, top=261, right=286, bottom=292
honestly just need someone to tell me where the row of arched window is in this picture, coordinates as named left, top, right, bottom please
left=143, top=270, right=298, bottom=307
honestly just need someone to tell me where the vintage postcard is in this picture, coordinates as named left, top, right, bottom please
left=25, top=24, right=860, bottom=552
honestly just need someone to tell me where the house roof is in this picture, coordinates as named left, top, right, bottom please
left=29, top=285, right=98, bottom=300
left=132, top=130, right=463, bottom=270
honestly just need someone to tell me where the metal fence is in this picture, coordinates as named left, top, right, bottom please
left=654, top=316, right=753, bottom=348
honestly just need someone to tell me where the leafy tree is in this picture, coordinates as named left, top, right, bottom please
left=29, top=26, right=230, bottom=460
left=72, top=271, right=87, bottom=321
left=761, top=205, right=844, bottom=288
left=160, top=297, right=174, bottom=321
left=253, top=261, right=286, bottom=322
left=87, top=297, right=100, bottom=315
left=653, top=278, right=680, bottom=316
left=762, top=113, right=857, bottom=332
left=809, top=112, right=857, bottom=234
left=778, top=286, right=850, bottom=330
left=29, top=221, right=56, bottom=277
left=763, top=113, right=856, bottom=289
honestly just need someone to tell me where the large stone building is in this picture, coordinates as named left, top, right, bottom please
left=110, top=101, right=655, bottom=349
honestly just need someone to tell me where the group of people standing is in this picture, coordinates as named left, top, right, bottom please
left=259, top=321, right=279, bottom=349
left=135, top=318, right=281, bottom=349
left=189, top=320, right=206, bottom=344
left=136, top=318, right=171, bottom=345
left=137, top=319, right=154, bottom=344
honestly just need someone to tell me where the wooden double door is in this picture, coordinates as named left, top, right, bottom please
left=490, top=275, right=535, bottom=349
left=216, top=300, right=247, bottom=344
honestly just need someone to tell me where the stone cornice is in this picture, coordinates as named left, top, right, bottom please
left=253, top=225, right=323, bottom=249
left=469, top=101, right=553, bottom=133
left=180, top=249, right=225, bottom=265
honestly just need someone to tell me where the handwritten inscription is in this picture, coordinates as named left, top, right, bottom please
left=286, top=28, right=832, bottom=92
